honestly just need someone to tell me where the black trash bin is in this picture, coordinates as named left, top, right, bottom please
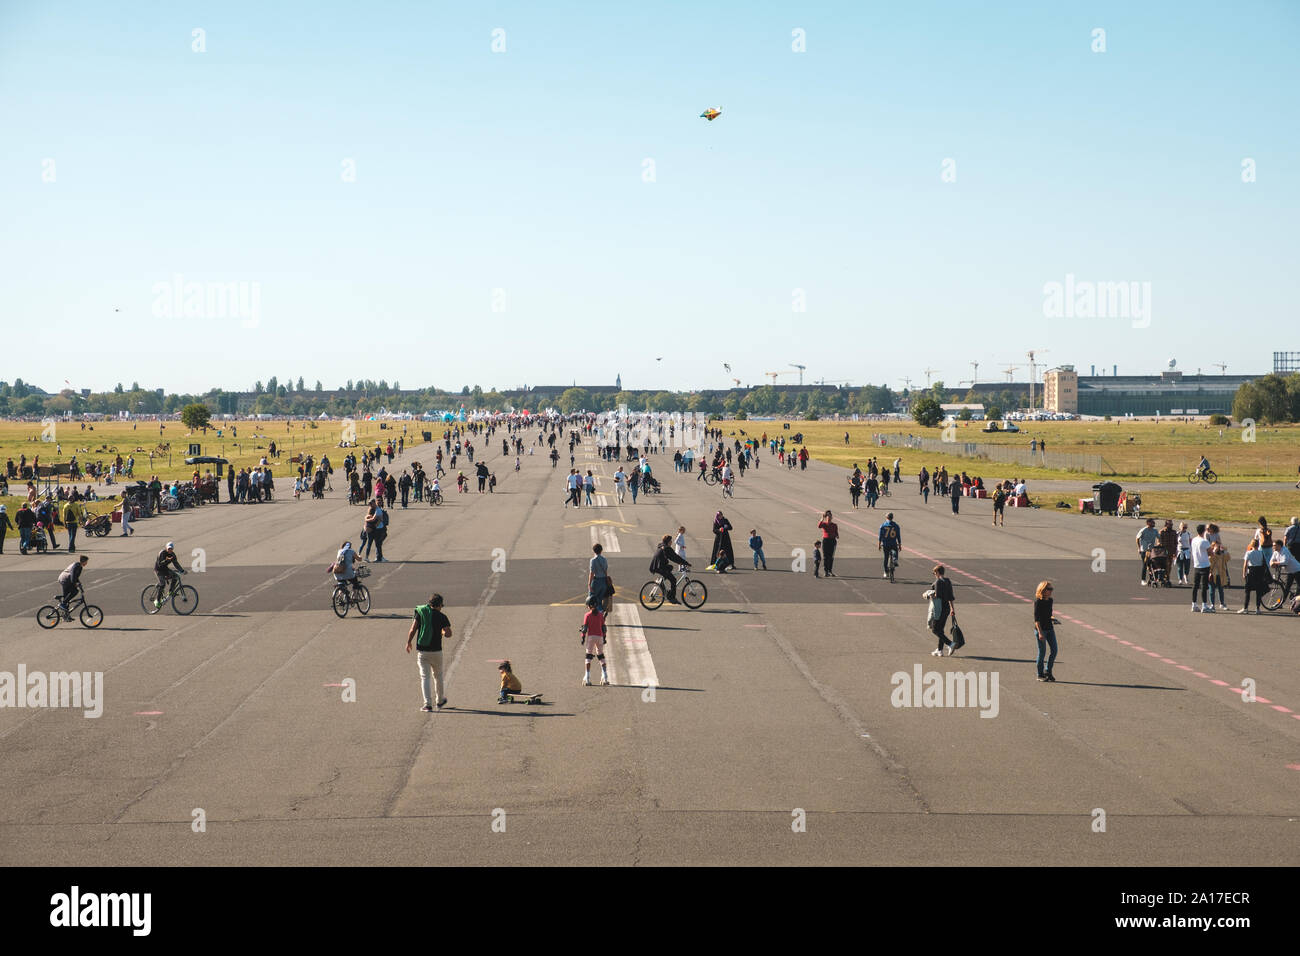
left=1092, top=481, right=1122, bottom=515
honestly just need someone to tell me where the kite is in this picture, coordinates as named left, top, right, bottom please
left=700, top=107, right=721, bottom=121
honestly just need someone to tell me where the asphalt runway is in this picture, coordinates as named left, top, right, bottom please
left=1, top=435, right=1297, bottom=866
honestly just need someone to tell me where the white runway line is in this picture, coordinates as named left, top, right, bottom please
left=606, top=600, right=657, bottom=690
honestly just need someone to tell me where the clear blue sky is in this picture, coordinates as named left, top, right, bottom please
left=2, top=0, right=1296, bottom=396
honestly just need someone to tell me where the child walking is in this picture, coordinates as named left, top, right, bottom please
left=749, top=529, right=767, bottom=570
left=812, top=540, right=822, bottom=577
left=579, top=598, right=609, bottom=686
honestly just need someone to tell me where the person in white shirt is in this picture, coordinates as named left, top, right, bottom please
left=1175, top=521, right=1192, bottom=585
left=1268, top=541, right=1300, bottom=603
left=720, top=462, right=734, bottom=497
left=1239, top=540, right=1271, bottom=613
left=613, top=468, right=627, bottom=504
left=1013, top=480, right=1027, bottom=498
left=1190, top=524, right=1213, bottom=612
left=675, top=526, right=687, bottom=560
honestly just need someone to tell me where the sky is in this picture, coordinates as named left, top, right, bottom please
left=1, top=0, right=1297, bottom=396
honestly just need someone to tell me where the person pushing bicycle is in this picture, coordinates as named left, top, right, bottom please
left=153, top=542, right=185, bottom=607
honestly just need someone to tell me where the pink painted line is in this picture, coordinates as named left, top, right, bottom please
left=1275, top=706, right=1293, bottom=713
left=322, top=683, right=346, bottom=687
left=1130, top=597, right=1150, bottom=601
left=1288, top=764, right=1300, bottom=770
left=1193, top=672, right=1210, bottom=679
left=1117, top=640, right=1133, bottom=646
left=1255, top=697, right=1272, bottom=704
left=1176, top=665, right=1194, bottom=671
left=134, top=711, right=163, bottom=715
left=1209, top=680, right=1230, bottom=686
left=1131, top=646, right=1148, bottom=652
left=744, top=624, right=767, bottom=628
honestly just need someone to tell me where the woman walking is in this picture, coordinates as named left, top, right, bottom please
left=1034, top=580, right=1060, bottom=682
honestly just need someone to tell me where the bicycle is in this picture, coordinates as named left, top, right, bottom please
left=640, top=566, right=708, bottom=610
left=882, top=547, right=899, bottom=583
left=331, top=565, right=372, bottom=618
left=37, top=584, right=103, bottom=629
left=1262, top=570, right=1294, bottom=612
left=427, top=488, right=443, bottom=506
left=141, top=573, right=199, bottom=615
left=161, top=494, right=181, bottom=511
left=1187, top=469, right=1218, bottom=484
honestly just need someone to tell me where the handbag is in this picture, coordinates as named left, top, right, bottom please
left=949, top=618, right=965, bottom=645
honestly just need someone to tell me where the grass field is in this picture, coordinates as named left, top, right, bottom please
left=718, top=418, right=1300, bottom=528
left=721, top=418, right=1300, bottom=482
left=0, top=417, right=435, bottom=517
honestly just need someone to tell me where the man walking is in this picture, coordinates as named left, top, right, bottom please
left=928, top=564, right=958, bottom=656
left=63, top=497, right=84, bottom=554
left=1136, top=518, right=1159, bottom=586
left=406, top=593, right=452, bottom=711
left=1190, top=523, right=1213, bottom=612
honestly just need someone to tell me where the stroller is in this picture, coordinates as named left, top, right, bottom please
left=312, top=474, right=326, bottom=499
left=30, top=522, right=50, bottom=553
left=641, top=473, right=661, bottom=495
left=1145, top=545, right=1172, bottom=587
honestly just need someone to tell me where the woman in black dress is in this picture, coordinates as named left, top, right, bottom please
left=710, top=511, right=735, bottom=573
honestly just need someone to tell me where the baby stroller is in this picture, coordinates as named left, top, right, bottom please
left=30, top=522, right=49, bottom=553
left=311, top=474, right=326, bottom=499
left=1146, top=545, right=1172, bottom=587
left=641, top=473, right=661, bottom=495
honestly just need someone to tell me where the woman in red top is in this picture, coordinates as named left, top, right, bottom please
left=818, top=510, right=839, bottom=576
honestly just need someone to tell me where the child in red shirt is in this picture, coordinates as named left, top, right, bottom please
left=579, top=598, right=609, bottom=686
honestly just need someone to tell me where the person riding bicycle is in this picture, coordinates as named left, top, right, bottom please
left=650, top=533, right=690, bottom=605
left=1197, top=454, right=1211, bottom=478
left=58, top=555, right=89, bottom=615
left=153, top=542, right=185, bottom=606
left=332, top=540, right=364, bottom=589
left=878, top=513, right=901, bottom=578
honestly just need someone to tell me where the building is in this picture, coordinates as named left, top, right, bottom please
left=1275, top=352, right=1300, bottom=374
left=1072, top=370, right=1259, bottom=417
left=1042, top=366, right=1079, bottom=414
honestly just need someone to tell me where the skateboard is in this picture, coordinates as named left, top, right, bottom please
left=498, top=692, right=544, bottom=705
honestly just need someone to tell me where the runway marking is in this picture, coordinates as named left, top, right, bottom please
left=744, top=624, right=767, bottom=628
left=134, top=711, right=163, bottom=715
left=606, top=601, right=657, bottom=690
left=322, top=683, right=347, bottom=687
left=755, top=484, right=1300, bottom=726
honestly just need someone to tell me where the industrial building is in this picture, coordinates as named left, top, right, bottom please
left=1042, top=365, right=1261, bottom=417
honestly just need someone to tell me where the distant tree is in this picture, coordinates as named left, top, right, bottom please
left=114, top=383, right=124, bottom=394
left=266, top=376, right=278, bottom=394
left=181, top=403, right=212, bottom=430
left=911, top=395, right=943, bottom=428
left=130, top=381, right=140, bottom=392
left=346, top=379, right=354, bottom=392
left=957, top=408, right=972, bottom=421
left=253, top=381, right=264, bottom=394
left=315, top=380, right=323, bottom=392
left=985, top=404, right=1003, bottom=421
left=296, top=376, right=305, bottom=392
left=557, top=387, right=591, bottom=414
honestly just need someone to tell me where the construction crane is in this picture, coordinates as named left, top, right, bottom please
left=790, top=363, right=807, bottom=385
left=898, top=376, right=914, bottom=393
left=764, top=370, right=796, bottom=385
left=922, top=367, right=940, bottom=387
left=1001, top=364, right=1021, bottom=382
left=1212, top=363, right=1227, bottom=375
left=730, top=378, right=741, bottom=387
left=1026, top=349, right=1049, bottom=410
left=970, top=361, right=980, bottom=384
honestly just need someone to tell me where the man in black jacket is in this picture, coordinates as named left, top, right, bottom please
left=650, top=534, right=690, bottom=604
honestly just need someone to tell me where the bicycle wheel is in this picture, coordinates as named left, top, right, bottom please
left=1187, top=473, right=1199, bottom=484
left=1262, top=579, right=1285, bottom=611
left=142, top=585, right=164, bottom=614
left=1205, top=471, right=1218, bottom=484
left=639, top=581, right=665, bottom=610
left=37, top=605, right=61, bottom=629
left=332, top=587, right=350, bottom=618
left=163, top=496, right=179, bottom=512
left=681, top=579, right=708, bottom=609
left=354, top=585, right=371, bottom=615
left=80, top=605, right=104, bottom=628
left=172, top=585, right=199, bottom=615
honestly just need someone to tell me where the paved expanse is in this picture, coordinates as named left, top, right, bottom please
left=1, top=435, right=1297, bottom=866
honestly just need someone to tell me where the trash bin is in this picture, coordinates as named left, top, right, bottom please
left=1092, top=481, right=1122, bottom=515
